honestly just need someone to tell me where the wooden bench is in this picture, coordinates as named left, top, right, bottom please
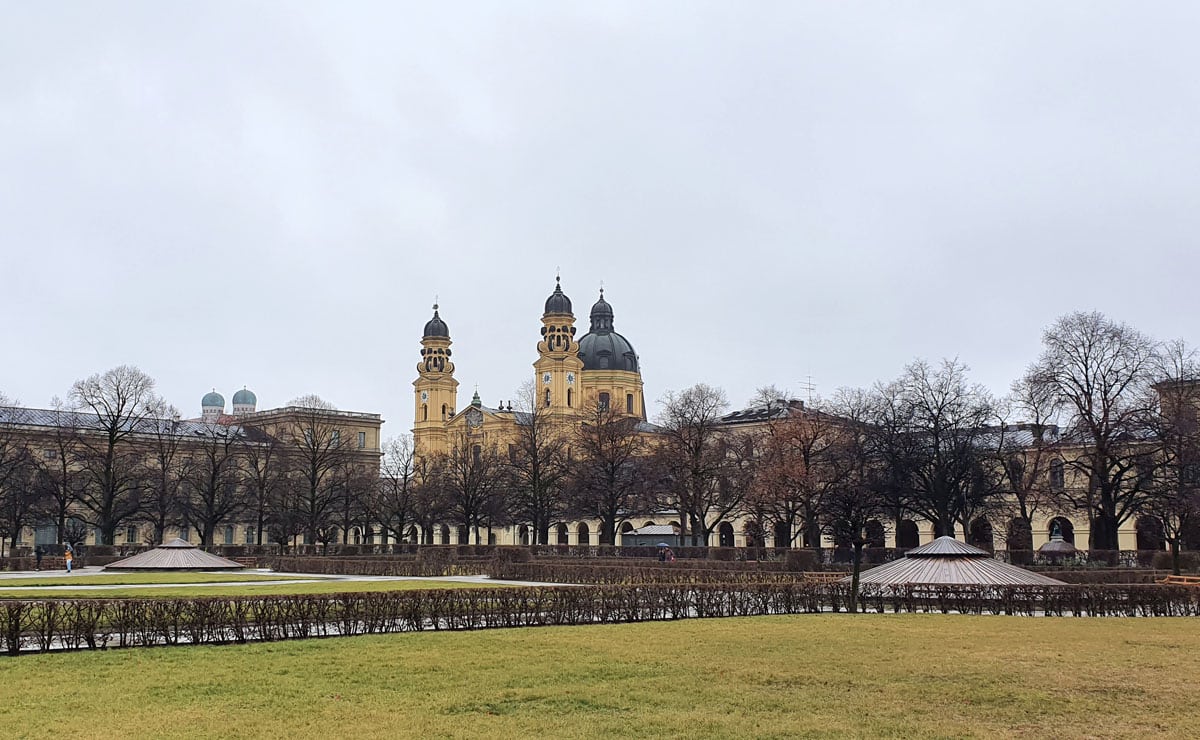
left=1156, top=575, right=1200, bottom=586
left=799, top=571, right=846, bottom=583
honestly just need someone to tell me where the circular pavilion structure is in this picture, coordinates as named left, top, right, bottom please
left=844, top=536, right=1066, bottom=589
left=104, top=538, right=245, bottom=571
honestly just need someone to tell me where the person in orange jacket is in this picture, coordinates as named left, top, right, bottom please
left=64, top=546, right=73, bottom=573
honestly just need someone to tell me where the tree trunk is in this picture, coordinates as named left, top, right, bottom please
left=850, top=542, right=864, bottom=614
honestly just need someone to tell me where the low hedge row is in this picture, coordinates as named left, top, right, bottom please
left=490, top=562, right=802, bottom=584
left=4, top=582, right=1200, bottom=656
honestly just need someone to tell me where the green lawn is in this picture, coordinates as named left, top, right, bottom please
left=0, top=578, right=501, bottom=598
left=0, top=572, right=307, bottom=587
left=0, top=614, right=1195, bottom=738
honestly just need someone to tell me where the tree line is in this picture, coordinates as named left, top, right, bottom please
left=398, top=311, right=1200, bottom=568
left=0, top=367, right=381, bottom=551
left=2, top=311, right=1197, bottom=568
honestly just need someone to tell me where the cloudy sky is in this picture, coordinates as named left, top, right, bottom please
left=2, top=2, right=1197, bottom=432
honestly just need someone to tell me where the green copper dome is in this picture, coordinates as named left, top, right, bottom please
left=201, top=391, right=225, bottom=408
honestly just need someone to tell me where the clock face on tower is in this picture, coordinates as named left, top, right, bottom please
left=566, top=372, right=575, bottom=385
left=542, top=372, right=552, bottom=384
left=420, top=391, right=429, bottom=402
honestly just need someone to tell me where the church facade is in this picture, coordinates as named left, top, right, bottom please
left=412, top=278, right=647, bottom=459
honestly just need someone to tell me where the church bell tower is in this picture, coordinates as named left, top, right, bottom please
left=413, top=304, right=458, bottom=455
left=533, top=277, right=584, bottom=415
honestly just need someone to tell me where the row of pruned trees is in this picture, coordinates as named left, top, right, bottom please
left=0, top=367, right=378, bottom=551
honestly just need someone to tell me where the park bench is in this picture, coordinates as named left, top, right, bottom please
left=1156, top=574, right=1200, bottom=586
left=799, top=571, right=845, bottom=583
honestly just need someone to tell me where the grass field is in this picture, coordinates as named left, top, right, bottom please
left=0, top=572, right=307, bottom=587
left=0, top=578, right=499, bottom=599
left=0, top=614, right=1195, bottom=739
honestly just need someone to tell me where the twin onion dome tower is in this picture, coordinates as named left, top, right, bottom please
left=412, top=278, right=645, bottom=456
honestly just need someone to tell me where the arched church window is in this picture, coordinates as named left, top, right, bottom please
left=567, top=389, right=573, bottom=407
left=441, top=404, right=447, bottom=420
left=422, top=404, right=428, bottom=421
left=545, top=389, right=551, bottom=407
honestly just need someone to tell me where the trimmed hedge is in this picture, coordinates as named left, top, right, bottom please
left=3, top=582, right=1200, bottom=656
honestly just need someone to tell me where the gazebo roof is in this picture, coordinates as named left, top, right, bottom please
left=104, top=539, right=245, bottom=571
left=843, top=536, right=1066, bottom=587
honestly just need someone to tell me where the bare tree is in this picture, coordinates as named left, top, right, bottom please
left=437, top=430, right=506, bottom=545
left=870, top=359, right=1004, bottom=540
left=1028, top=311, right=1159, bottom=549
left=373, top=436, right=417, bottom=545
left=993, top=375, right=1060, bottom=551
left=506, top=380, right=571, bottom=545
left=239, top=424, right=286, bottom=547
left=31, top=399, right=85, bottom=546
left=821, top=389, right=891, bottom=613
left=746, top=394, right=842, bottom=548
left=283, top=401, right=359, bottom=546
left=568, top=401, right=648, bottom=546
left=142, top=406, right=190, bottom=544
left=654, top=383, right=740, bottom=546
left=70, top=366, right=164, bottom=545
left=183, top=424, right=247, bottom=547
left=0, top=446, right=39, bottom=558
left=1144, top=340, right=1200, bottom=573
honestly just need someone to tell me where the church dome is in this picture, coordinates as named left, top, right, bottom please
left=232, top=388, right=257, bottom=406
left=201, top=391, right=225, bottom=409
left=423, top=305, right=450, bottom=338
left=544, top=278, right=573, bottom=315
left=577, top=290, right=639, bottom=372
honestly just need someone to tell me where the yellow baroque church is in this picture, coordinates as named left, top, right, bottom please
left=412, top=277, right=646, bottom=459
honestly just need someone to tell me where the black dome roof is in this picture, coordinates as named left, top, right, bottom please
left=544, top=278, right=573, bottom=315
left=423, top=305, right=449, bottom=338
left=577, top=289, right=639, bottom=372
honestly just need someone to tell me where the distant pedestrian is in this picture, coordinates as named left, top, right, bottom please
left=64, top=546, right=73, bottom=574
left=665, top=547, right=676, bottom=563
left=34, top=546, right=44, bottom=571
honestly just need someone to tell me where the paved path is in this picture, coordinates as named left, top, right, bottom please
left=0, top=567, right=569, bottom=590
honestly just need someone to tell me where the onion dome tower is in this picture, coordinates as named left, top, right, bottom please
left=413, top=303, right=459, bottom=455
left=534, top=277, right=584, bottom=413
left=231, top=387, right=257, bottom=415
left=201, top=390, right=225, bottom=422
left=576, top=288, right=645, bottom=418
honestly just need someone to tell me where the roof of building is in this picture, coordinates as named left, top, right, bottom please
left=719, top=400, right=805, bottom=425
left=231, top=387, right=257, bottom=406
left=423, top=304, right=450, bottom=338
left=0, top=405, right=251, bottom=439
left=544, top=277, right=573, bottom=315
left=843, top=536, right=1066, bottom=587
left=625, top=525, right=679, bottom=536
left=104, top=538, right=245, bottom=571
left=577, top=289, right=639, bottom=372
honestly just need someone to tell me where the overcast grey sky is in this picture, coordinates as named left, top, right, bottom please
left=2, top=1, right=1197, bottom=432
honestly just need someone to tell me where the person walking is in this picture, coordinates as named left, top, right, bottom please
left=64, top=545, right=73, bottom=574
left=34, top=546, right=44, bottom=571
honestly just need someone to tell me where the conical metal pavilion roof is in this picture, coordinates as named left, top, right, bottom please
left=843, top=536, right=1065, bottom=587
left=104, top=538, right=245, bottom=571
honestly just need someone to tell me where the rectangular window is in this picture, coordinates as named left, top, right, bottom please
left=473, top=445, right=482, bottom=465
left=598, top=392, right=610, bottom=411
left=331, top=430, right=341, bottom=446
left=358, top=431, right=366, bottom=449
left=43, top=449, right=57, bottom=460
left=245, top=526, right=256, bottom=544
left=626, top=394, right=634, bottom=414
left=125, top=525, right=137, bottom=544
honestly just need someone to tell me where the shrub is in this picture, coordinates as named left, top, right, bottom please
left=783, top=550, right=819, bottom=572
left=709, top=548, right=736, bottom=561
